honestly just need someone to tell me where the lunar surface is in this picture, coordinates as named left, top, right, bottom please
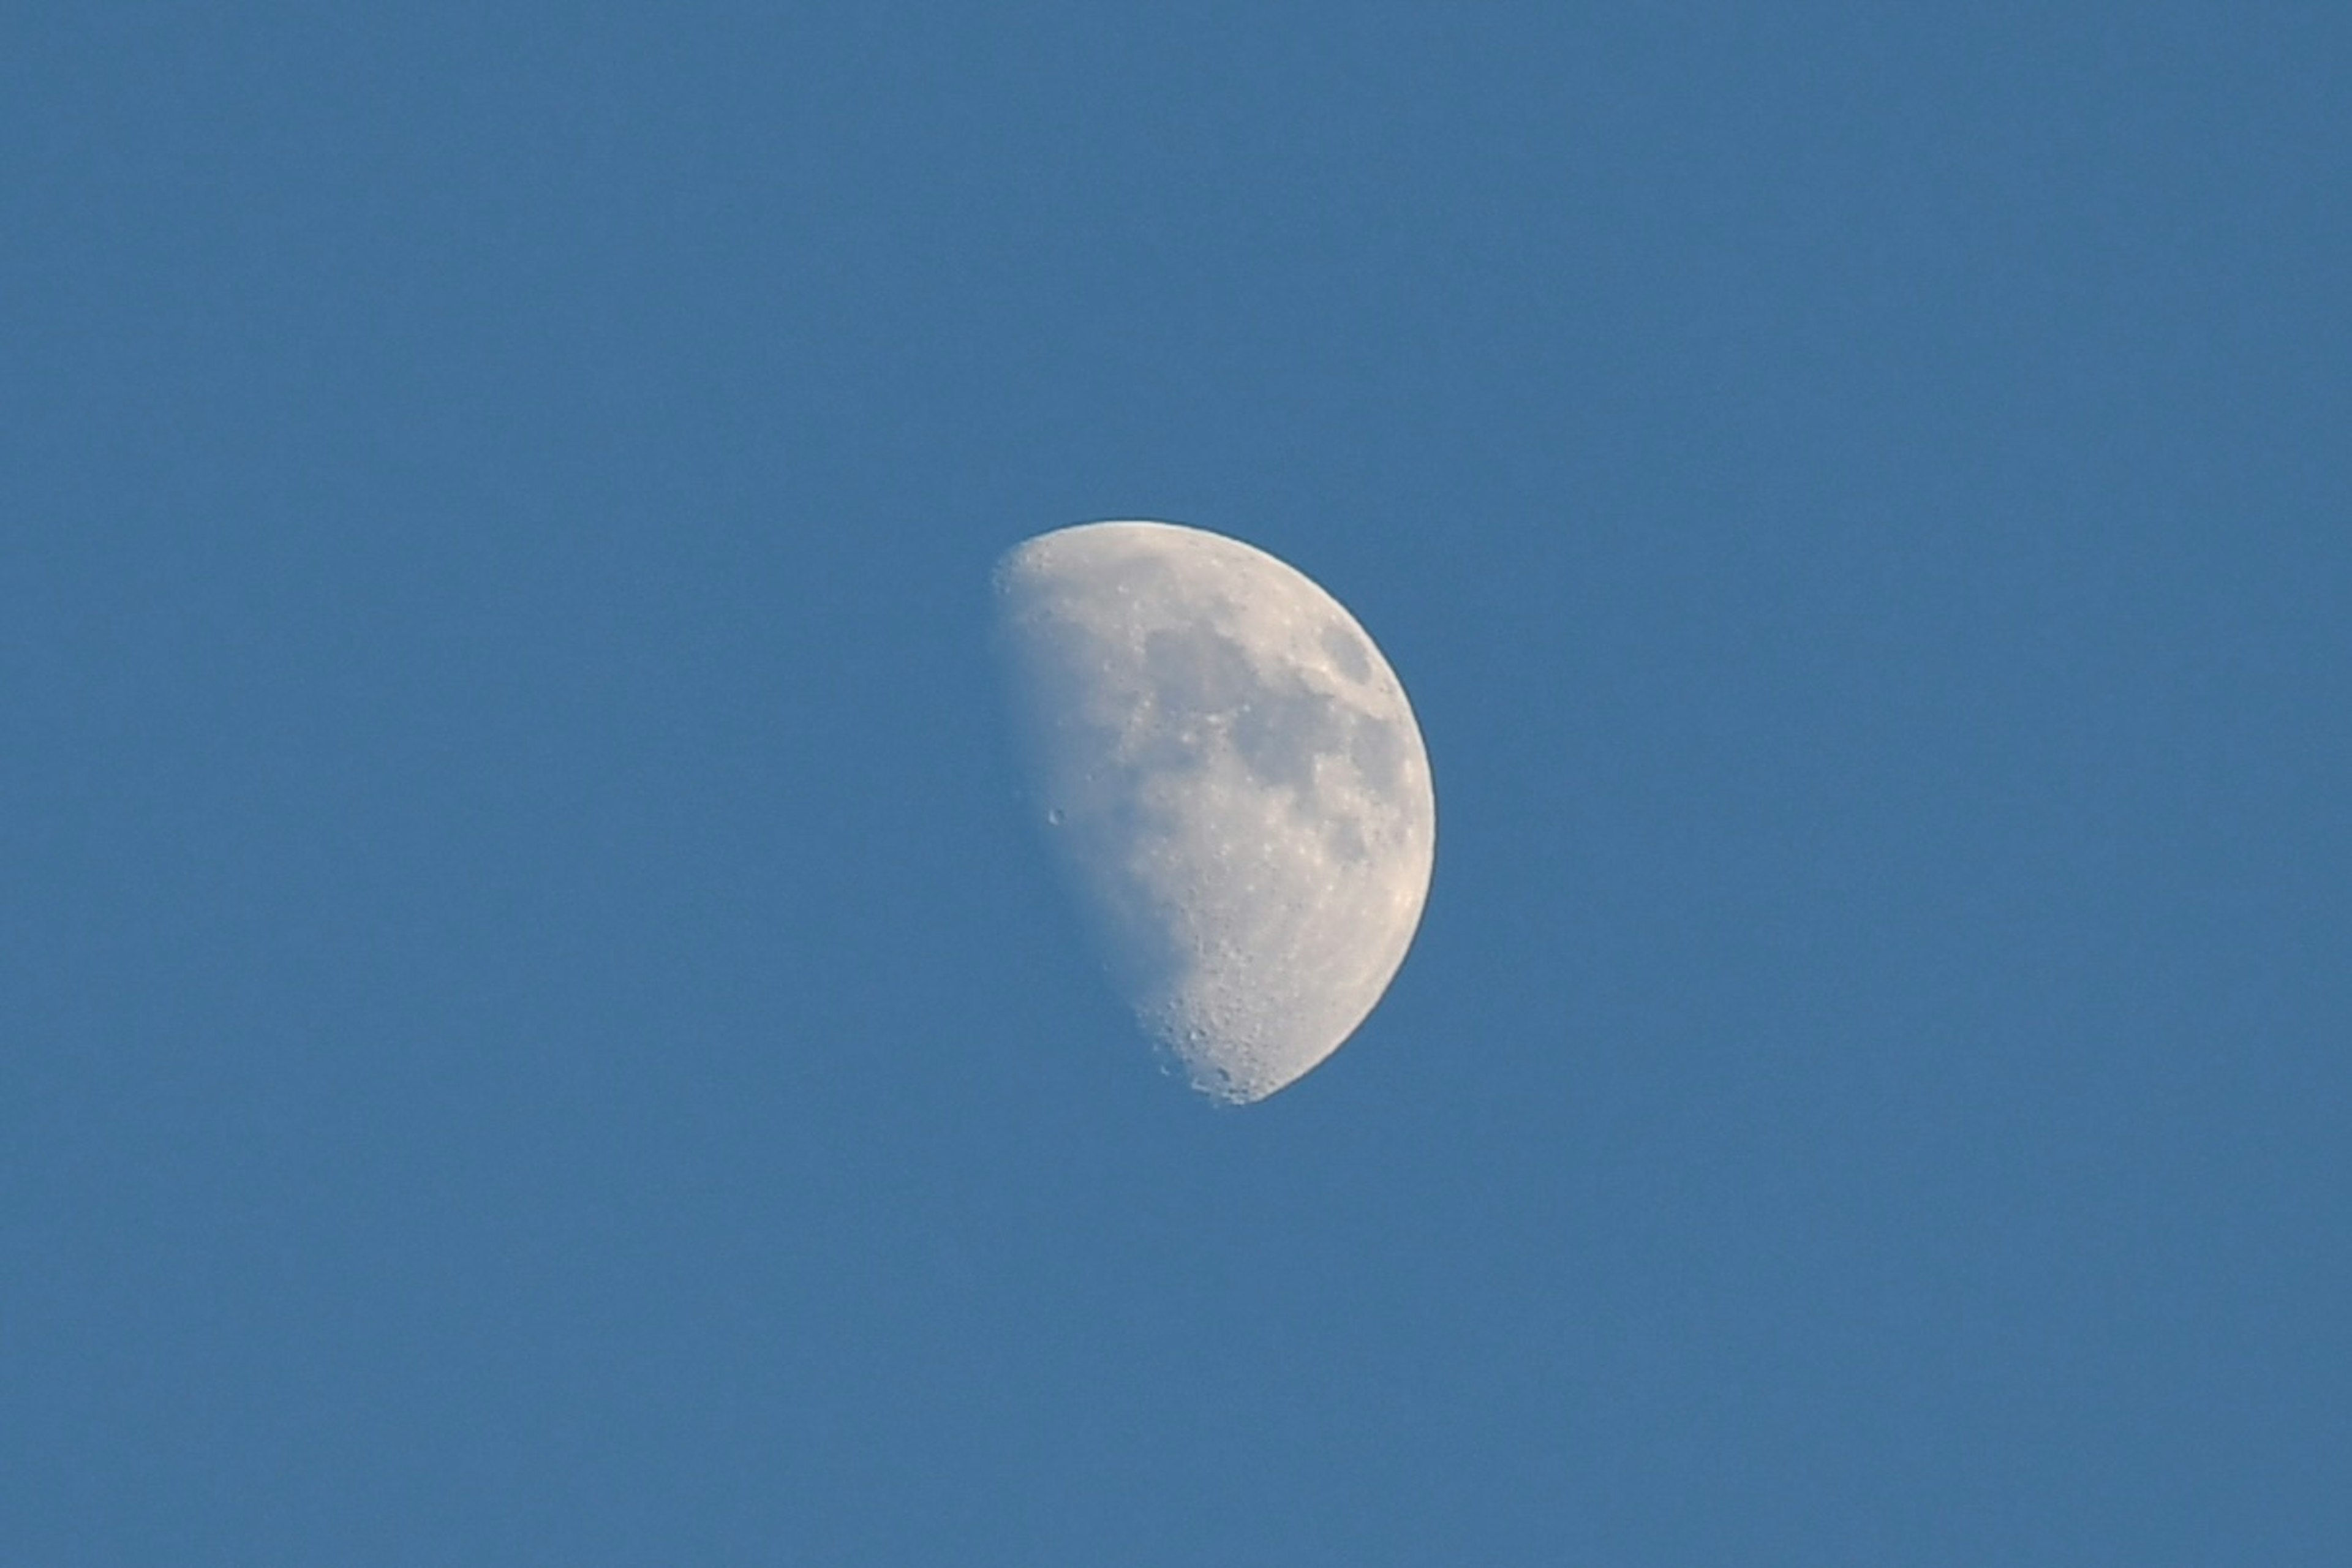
left=993, top=520, right=1436, bottom=1104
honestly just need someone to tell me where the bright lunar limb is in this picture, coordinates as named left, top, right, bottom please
left=993, top=519, right=1436, bottom=1104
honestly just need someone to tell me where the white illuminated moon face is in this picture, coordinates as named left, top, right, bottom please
left=993, top=520, right=1436, bottom=1104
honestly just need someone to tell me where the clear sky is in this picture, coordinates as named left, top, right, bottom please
left=5, top=6, right=2346, bottom=1563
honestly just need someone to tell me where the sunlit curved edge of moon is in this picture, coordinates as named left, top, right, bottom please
left=992, top=519, right=1436, bottom=1105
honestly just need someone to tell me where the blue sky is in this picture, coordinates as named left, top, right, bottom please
left=6, top=5, right=2347, bottom=1562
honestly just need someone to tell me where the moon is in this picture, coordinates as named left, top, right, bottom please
left=993, top=520, right=1436, bottom=1104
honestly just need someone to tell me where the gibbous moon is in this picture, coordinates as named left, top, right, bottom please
left=993, top=520, right=1436, bottom=1104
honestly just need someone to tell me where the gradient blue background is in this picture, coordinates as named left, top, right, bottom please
left=6, top=6, right=2346, bottom=1562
